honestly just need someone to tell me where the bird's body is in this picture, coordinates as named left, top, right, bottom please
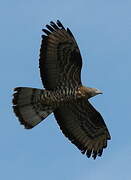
left=38, top=86, right=102, bottom=105
left=13, top=20, right=111, bottom=159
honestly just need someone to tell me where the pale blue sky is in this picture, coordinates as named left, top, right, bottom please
left=0, top=0, right=131, bottom=179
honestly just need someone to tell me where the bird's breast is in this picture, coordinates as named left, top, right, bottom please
left=40, top=87, right=86, bottom=107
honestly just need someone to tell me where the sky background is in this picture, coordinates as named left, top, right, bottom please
left=0, top=0, right=131, bottom=179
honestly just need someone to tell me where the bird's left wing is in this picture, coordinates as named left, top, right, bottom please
left=54, top=99, right=111, bottom=159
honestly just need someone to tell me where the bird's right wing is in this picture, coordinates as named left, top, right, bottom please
left=39, top=20, right=82, bottom=90
left=54, top=99, right=111, bottom=159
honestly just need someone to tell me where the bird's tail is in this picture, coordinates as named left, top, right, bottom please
left=12, top=87, right=54, bottom=129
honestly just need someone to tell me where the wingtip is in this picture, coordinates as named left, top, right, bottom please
left=13, top=87, right=21, bottom=92
left=42, top=29, right=51, bottom=35
left=46, top=24, right=55, bottom=32
left=57, top=20, right=65, bottom=29
left=98, top=148, right=103, bottom=157
left=92, top=151, right=97, bottom=159
left=86, top=149, right=92, bottom=158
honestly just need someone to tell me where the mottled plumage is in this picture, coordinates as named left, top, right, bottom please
left=13, top=20, right=111, bottom=159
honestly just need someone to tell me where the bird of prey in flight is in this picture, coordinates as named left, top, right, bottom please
left=13, top=20, right=111, bottom=159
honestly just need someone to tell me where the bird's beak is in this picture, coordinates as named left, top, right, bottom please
left=96, top=89, right=103, bottom=94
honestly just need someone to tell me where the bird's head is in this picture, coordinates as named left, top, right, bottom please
left=77, top=86, right=103, bottom=99
left=88, top=87, right=103, bottom=98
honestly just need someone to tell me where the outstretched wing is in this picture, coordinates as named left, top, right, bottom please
left=54, top=99, right=111, bottom=159
left=39, top=20, right=82, bottom=90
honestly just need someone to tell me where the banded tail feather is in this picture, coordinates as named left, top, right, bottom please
left=13, top=87, right=54, bottom=129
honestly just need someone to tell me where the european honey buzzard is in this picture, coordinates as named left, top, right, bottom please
left=13, top=20, right=111, bottom=159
